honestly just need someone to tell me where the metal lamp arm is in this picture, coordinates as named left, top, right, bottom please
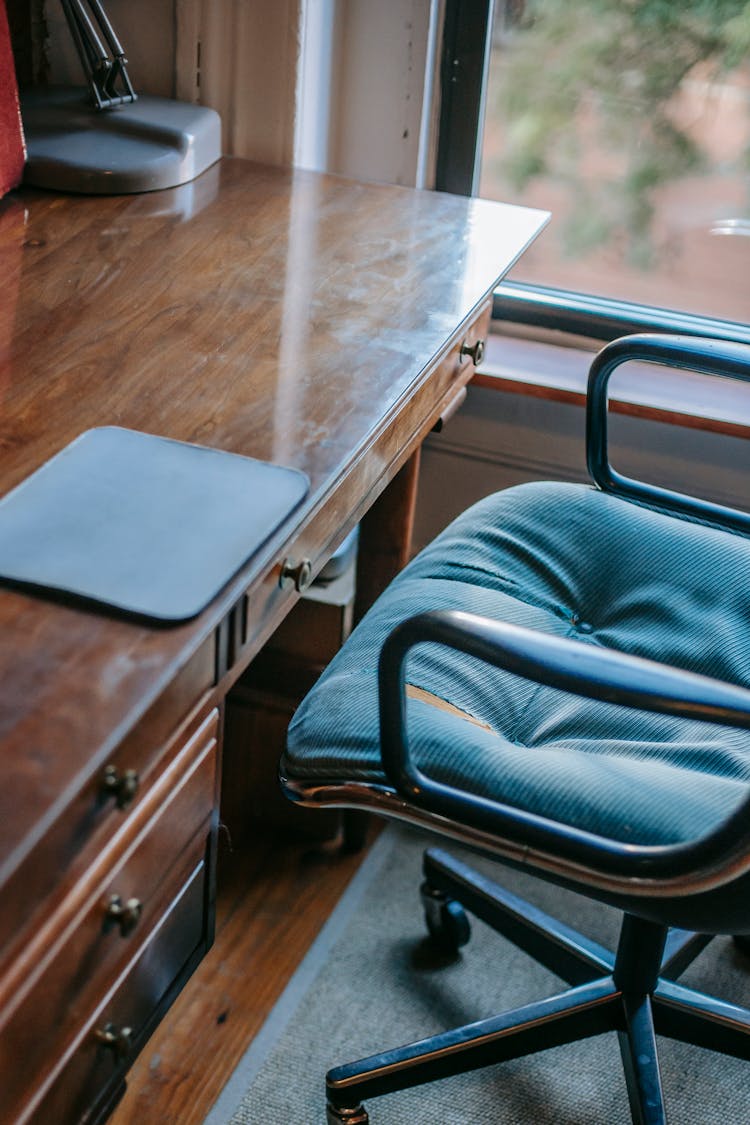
left=59, top=0, right=136, bottom=109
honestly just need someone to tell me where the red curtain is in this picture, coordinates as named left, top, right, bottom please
left=0, top=0, right=25, bottom=198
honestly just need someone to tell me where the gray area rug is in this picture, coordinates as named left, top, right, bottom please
left=206, top=824, right=750, bottom=1124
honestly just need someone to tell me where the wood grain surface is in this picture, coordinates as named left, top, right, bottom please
left=0, top=158, right=546, bottom=937
left=0, top=158, right=547, bottom=1119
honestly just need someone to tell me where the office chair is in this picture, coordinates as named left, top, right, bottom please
left=281, top=333, right=750, bottom=1124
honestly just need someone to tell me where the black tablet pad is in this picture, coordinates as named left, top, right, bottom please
left=0, top=427, right=310, bottom=622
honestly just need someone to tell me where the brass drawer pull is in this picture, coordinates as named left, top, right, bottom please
left=104, top=894, right=143, bottom=937
left=100, top=765, right=139, bottom=809
left=280, top=557, right=313, bottom=592
left=460, top=337, right=485, bottom=366
left=95, top=1022, right=133, bottom=1060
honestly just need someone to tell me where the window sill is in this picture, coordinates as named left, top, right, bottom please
left=476, top=333, right=750, bottom=439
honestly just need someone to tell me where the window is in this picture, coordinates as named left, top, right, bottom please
left=438, top=0, right=750, bottom=338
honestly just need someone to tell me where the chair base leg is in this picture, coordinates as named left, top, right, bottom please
left=654, top=977, right=750, bottom=1059
left=618, top=995, right=666, bottom=1125
left=325, top=852, right=750, bottom=1123
left=326, top=977, right=619, bottom=1114
left=423, top=846, right=614, bottom=985
left=659, top=928, right=713, bottom=980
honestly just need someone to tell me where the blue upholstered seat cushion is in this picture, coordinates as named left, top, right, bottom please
left=284, top=482, right=750, bottom=847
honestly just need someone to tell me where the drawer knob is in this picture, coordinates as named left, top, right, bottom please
left=95, top=1022, right=133, bottom=1061
left=280, top=557, right=313, bottom=592
left=100, top=765, right=139, bottom=809
left=460, top=337, right=485, bottom=366
left=105, top=894, right=143, bottom=937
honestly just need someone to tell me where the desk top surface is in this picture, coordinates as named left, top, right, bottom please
left=0, top=158, right=547, bottom=872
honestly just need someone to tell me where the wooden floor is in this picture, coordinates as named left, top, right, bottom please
left=109, top=824, right=372, bottom=1124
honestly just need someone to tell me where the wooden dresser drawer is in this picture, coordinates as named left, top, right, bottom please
left=0, top=635, right=215, bottom=967
left=0, top=709, right=219, bottom=1124
left=27, top=858, right=208, bottom=1125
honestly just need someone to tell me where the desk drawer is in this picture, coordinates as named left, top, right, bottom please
left=27, top=858, right=207, bottom=1125
left=234, top=300, right=493, bottom=677
left=0, top=635, right=215, bottom=966
left=0, top=710, right=218, bottom=1124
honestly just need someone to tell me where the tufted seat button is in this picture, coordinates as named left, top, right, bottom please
left=576, top=621, right=594, bottom=634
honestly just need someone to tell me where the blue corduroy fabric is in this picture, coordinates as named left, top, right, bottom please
left=285, top=482, right=750, bottom=847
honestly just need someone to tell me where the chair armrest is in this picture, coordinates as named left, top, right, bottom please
left=586, top=333, right=750, bottom=534
left=379, top=609, right=750, bottom=894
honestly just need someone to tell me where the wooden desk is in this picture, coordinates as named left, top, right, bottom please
left=0, top=158, right=547, bottom=1123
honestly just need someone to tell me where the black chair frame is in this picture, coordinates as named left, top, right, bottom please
left=282, top=335, right=750, bottom=1124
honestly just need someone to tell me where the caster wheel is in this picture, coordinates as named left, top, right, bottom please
left=327, top=1102, right=369, bottom=1124
left=733, top=935, right=750, bottom=957
left=420, top=881, right=471, bottom=954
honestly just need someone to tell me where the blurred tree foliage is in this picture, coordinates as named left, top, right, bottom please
left=490, top=0, right=750, bottom=265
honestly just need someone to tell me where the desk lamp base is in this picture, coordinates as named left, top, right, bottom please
left=21, top=87, right=222, bottom=194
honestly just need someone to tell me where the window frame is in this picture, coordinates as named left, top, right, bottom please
left=434, top=0, right=495, bottom=196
